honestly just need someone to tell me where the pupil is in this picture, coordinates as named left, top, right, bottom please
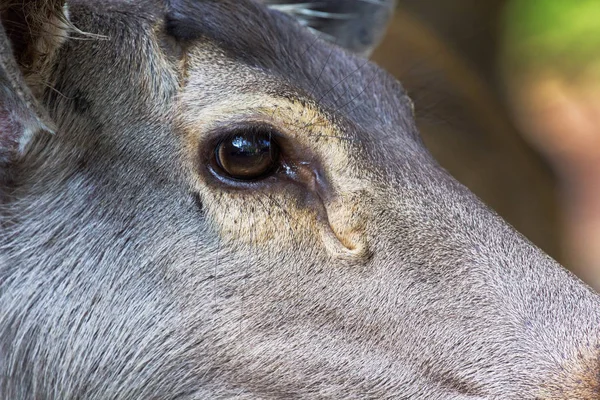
left=216, top=132, right=278, bottom=179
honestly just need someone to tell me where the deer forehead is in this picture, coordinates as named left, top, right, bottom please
left=177, top=64, right=357, bottom=172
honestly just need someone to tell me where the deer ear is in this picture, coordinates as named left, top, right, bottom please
left=264, top=0, right=397, bottom=57
left=0, top=0, right=67, bottom=162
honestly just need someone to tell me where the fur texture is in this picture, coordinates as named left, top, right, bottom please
left=1, top=0, right=600, bottom=399
left=261, top=0, right=397, bottom=56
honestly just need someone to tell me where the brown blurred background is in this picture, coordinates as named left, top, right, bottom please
left=371, top=0, right=600, bottom=290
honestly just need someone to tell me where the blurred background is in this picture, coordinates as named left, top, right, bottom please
left=370, top=0, right=600, bottom=290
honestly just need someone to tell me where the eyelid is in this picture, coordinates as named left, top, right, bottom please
left=199, top=119, right=296, bottom=164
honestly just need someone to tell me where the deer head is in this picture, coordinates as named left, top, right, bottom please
left=1, top=1, right=599, bottom=399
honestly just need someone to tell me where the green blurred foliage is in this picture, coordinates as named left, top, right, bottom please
left=503, top=0, right=600, bottom=72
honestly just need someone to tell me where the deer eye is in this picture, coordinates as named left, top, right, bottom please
left=214, top=129, right=280, bottom=180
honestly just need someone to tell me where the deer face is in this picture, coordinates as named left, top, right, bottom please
left=1, top=1, right=600, bottom=399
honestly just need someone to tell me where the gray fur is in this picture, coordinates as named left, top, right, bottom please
left=1, top=0, right=600, bottom=399
left=262, top=0, right=397, bottom=56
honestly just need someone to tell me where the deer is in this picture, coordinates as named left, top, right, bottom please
left=1, top=0, right=599, bottom=399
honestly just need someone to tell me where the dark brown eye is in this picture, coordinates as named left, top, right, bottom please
left=215, top=130, right=280, bottom=180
